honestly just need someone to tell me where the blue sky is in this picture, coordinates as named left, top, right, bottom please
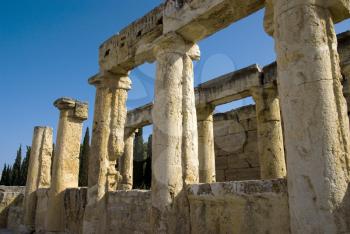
left=0, top=1, right=349, bottom=168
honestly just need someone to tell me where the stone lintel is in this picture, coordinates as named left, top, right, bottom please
left=99, top=0, right=263, bottom=72
left=126, top=103, right=153, bottom=129
left=264, top=0, right=350, bottom=36
left=54, top=97, right=88, bottom=121
left=125, top=31, right=350, bottom=129
left=196, top=64, right=262, bottom=107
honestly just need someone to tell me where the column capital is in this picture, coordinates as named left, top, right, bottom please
left=34, top=126, right=53, bottom=131
left=264, top=0, right=350, bottom=36
left=250, top=83, right=278, bottom=101
left=196, top=105, right=215, bottom=121
left=88, top=72, right=132, bottom=90
left=153, top=32, right=200, bottom=60
left=54, top=97, right=88, bottom=121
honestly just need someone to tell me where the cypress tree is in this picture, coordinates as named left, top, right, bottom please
left=51, top=143, right=55, bottom=177
left=0, top=164, right=6, bottom=185
left=144, top=134, right=152, bottom=189
left=20, top=146, right=31, bottom=186
left=79, top=127, right=90, bottom=187
left=11, top=145, right=22, bottom=185
left=6, top=165, right=13, bottom=186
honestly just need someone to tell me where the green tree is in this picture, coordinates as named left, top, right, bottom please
left=20, top=146, right=31, bottom=186
left=79, top=127, right=90, bottom=187
left=51, top=143, right=55, bottom=177
left=11, top=145, right=22, bottom=185
left=144, top=134, right=152, bottom=189
left=5, top=165, right=13, bottom=186
left=0, top=164, right=7, bottom=185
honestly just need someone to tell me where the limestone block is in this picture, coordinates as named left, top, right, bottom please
left=225, top=168, right=260, bottom=181
left=215, top=156, right=228, bottom=170
left=35, top=188, right=49, bottom=234
left=216, top=170, right=225, bottom=182
left=187, top=179, right=289, bottom=234
left=7, top=205, right=23, bottom=231
left=0, top=190, right=24, bottom=228
left=63, top=188, right=87, bottom=234
left=107, top=190, right=151, bottom=234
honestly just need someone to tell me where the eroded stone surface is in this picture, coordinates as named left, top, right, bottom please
left=188, top=179, right=289, bottom=234
left=23, top=126, right=52, bottom=230
left=47, top=98, right=88, bottom=232
left=250, top=84, right=286, bottom=179
left=265, top=1, right=350, bottom=232
left=83, top=73, right=131, bottom=234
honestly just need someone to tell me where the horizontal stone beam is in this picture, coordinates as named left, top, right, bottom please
left=196, top=64, right=262, bottom=107
left=125, top=31, right=350, bottom=129
left=99, top=0, right=265, bottom=72
left=126, top=103, right=153, bottom=129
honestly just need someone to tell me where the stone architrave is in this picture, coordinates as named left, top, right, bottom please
left=250, top=84, right=286, bottom=179
left=83, top=73, right=131, bottom=234
left=265, top=0, right=350, bottom=233
left=197, top=105, right=216, bottom=183
left=46, top=98, right=88, bottom=232
left=151, top=33, right=200, bottom=233
left=118, top=128, right=136, bottom=190
left=23, top=126, right=53, bottom=230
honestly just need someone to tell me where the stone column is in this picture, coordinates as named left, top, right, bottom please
left=265, top=1, right=350, bottom=233
left=197, top=105, right=216, bottom=183
left=23, top=126, right=52, bottom=230
left=342, top=64, right=350, bottom=115
left=250, top=84, right=286, bottom=179
left=83, top=73, right=131, bottom=234
left=46, top=98, right=88, bottom=232
left=151, top=33, right=199, bottom=233
left=118, top=127, right=135, bottom=190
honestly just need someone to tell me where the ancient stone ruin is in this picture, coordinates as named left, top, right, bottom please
left=1, top=0, right=350, bottom=233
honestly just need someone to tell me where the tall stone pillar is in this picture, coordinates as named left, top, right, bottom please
left=342, top=64, right=350, bottom=115
left=265, top=1, right=350, bottom=233
left=23, top=126, right=52, bottom=230
left=46, top=98, right=88, bottom=232
left=151, top=33, right=199, bottom=233
left=83, top=73, right=131, bottom=234
left=197, top=105, right=216, bottom=183
left=250, top=84, right=286, bottom=179
left=118, top=127, right=135, bottom=190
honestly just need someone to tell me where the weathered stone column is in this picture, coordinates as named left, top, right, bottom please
left=197, top=105, right=216, bottom=183
left=151, top=33, right=199, bottom=233
left=265, top=1, right=350, bottom=233
left=118, top=127, right=135, bottom=190
left=23, top=126, right=52, bottom=230
left=83, top=73, right=131, bottom=234
left=250, top=84, right=286, bottom=179
left=46, top=98, right=88, bottom=232
left=342, top=64, right=350, bottom=115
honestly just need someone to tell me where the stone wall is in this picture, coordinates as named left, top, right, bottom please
left=0, top=186, right=24, bottom=228
left=64, top=188, right=87, bottom=234
left=35, top=188, right=49, bottom=233
left=107, top=190, right=151, bottom=234
left=214, top=105, right=259, bottom=182
left=187, top=179, right=290, bottom=234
